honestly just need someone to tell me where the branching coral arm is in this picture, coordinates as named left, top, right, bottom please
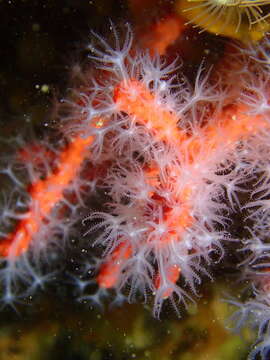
left=0, top=133, right=95, bottom=258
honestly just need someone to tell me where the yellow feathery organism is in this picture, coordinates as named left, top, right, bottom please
left=176, top=0, right=270, bottom=42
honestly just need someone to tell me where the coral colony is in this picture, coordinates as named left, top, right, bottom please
left=1, top=23, right=270, bottom=358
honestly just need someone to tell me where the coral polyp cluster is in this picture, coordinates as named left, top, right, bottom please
left=2, top=23, right=270, bottom=357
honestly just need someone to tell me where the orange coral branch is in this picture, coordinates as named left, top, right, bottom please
left=0, top=134, right=94, bottom=258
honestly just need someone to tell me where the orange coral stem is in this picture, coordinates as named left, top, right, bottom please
left=114, top=79, right=186, bottom=144
left=154, top=264, right=181, bottom=298
left=97, top=243, right=132, bottom=288
left=138, top=14, right=186, bottom=56
left=0, top=134, right=94, bottom=258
